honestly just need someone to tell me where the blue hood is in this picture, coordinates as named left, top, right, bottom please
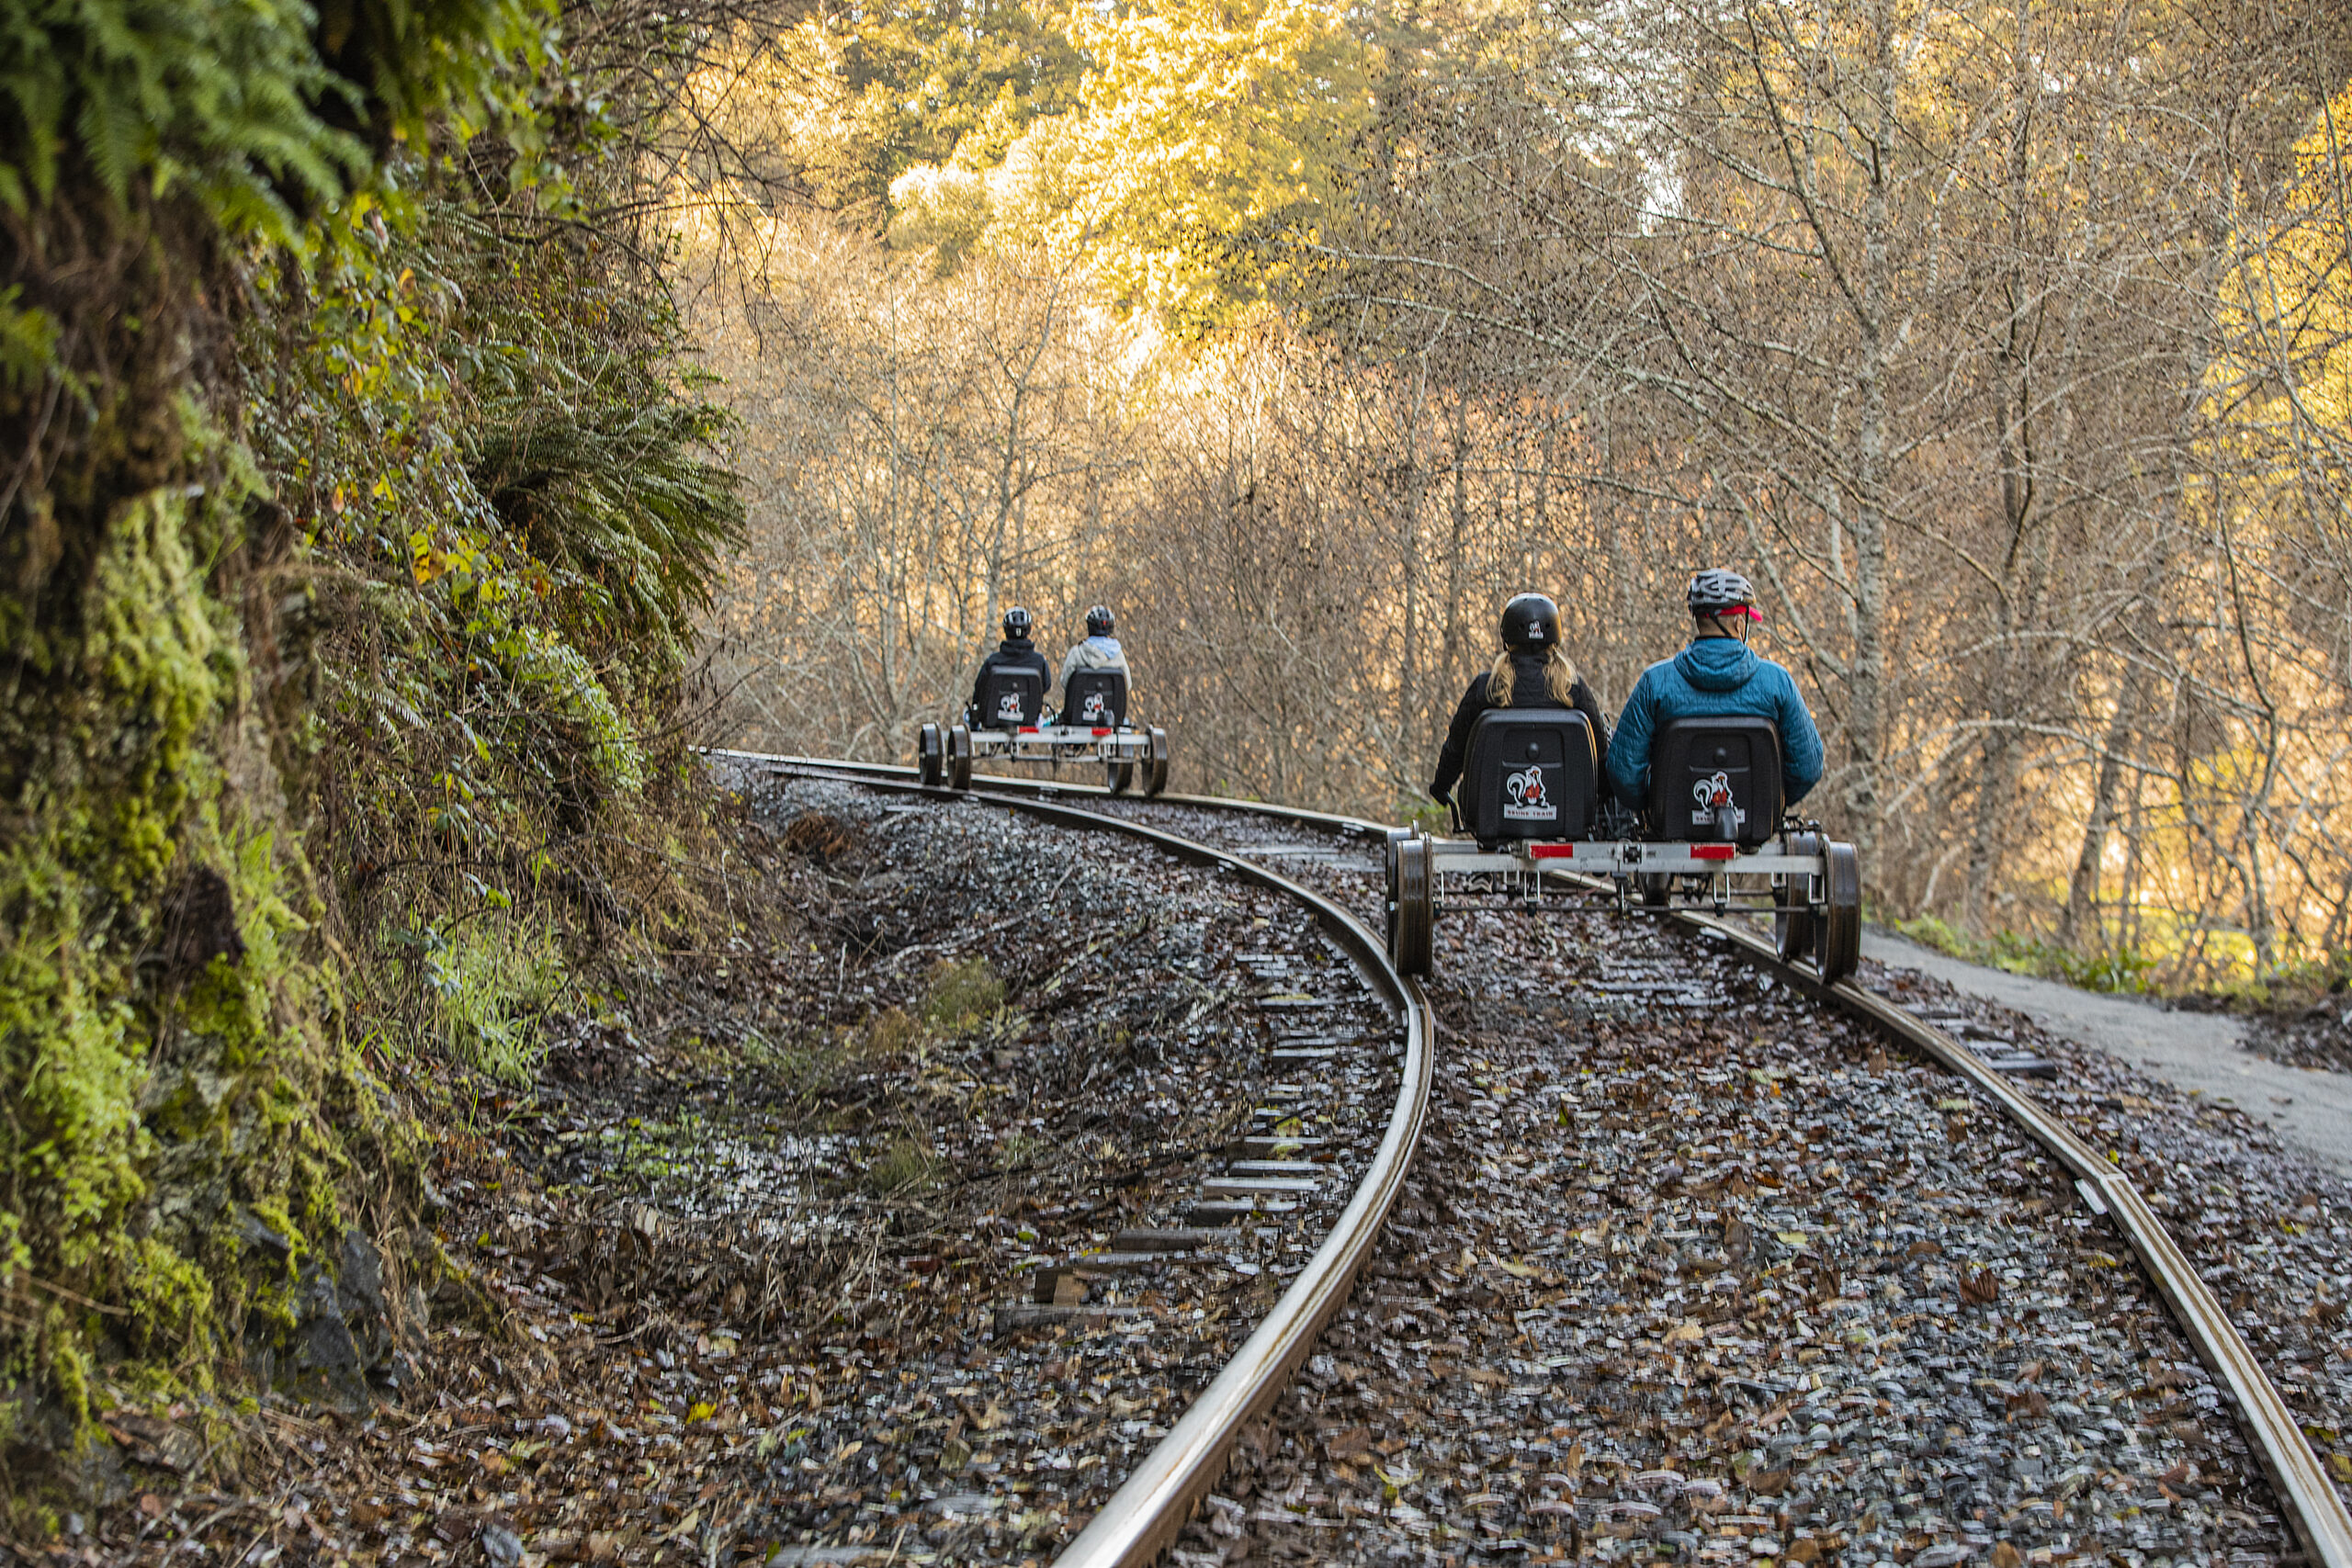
left=1674, top=637, right=1758, bottom=693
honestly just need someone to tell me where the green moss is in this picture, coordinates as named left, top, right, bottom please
left=241, top=1200, right=307, bottom=1277
left=922, top=958, right=1004, bottom=1032
left=0, top=476, right=392, bottom=1452
left=0, top=923, right=147, bottom=1271
left=46, top=1330, right=93, bottom=1427
left=82, top=487, right=229, bottom=897
left=122, top=1237, right=214, bottom=1363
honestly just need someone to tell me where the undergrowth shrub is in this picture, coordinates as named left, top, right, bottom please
left=922, top=957, right=1004, bottom=1031
left=995, top=1131, right=1049, bottom=1172
left=410, top=914, right=573, bottom=1083
left=864, top=1134, right=938, bottom=1196
left=862, top=1007, right=923, bottom=1057
left=1894, top=915, right=2157, bottom=994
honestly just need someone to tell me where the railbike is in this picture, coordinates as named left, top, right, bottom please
left=1385, top=710, right=1861, bottom=982
left=916, top=663, right=1170, bottom=796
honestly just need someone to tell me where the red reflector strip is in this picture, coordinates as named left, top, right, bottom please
left=1019, top=726, right=1040, bottom=734
left=1529, top=844, right=1577, bottom=859
left=1092, top=727, right=1113, bottom=736
left=1692, top=844, right=1736, bottom=861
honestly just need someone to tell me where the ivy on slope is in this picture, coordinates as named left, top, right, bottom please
left=259, top=195, right=741, bottom=868
left=0, top=0, right=741, bottom=1512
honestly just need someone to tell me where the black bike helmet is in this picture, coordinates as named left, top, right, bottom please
left=1686, top=570, right=1761, bottom=620
left=1085, top=604, right=1114, bottom=637
left=1002, top=605, right=1034, bottom=637
left=1499, top=592, right=1561, bottom=653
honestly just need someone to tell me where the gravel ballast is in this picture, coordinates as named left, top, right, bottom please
left=1089, top=795, right=2347, bottom=1568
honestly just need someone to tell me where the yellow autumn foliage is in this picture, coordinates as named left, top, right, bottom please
left=893, top=0, right=1377, bottom=333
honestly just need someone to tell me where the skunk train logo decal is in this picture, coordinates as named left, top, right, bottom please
left=1501, top=766, right=1554, bottom=821
left=1080, top=692, right=1109, bottom=722
left=1690, top=770, right=1745, bottom=827
left=997, top=692, right=1025, bottom=722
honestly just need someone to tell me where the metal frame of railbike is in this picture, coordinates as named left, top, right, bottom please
left=1389, top=827, right=1865, bottom=985
left=699, top=750, right=2352, bottom=1568
left=919, top=721, right=1172, bottom=795
left=965, top=725, right=1159, bottom=766
left=1421, top=835, right=1825, bottom=906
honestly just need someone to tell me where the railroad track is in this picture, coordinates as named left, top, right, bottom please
left=723, top=755, right=1428, bottom=1565
left=714, top=750, right=2352, bottom=1568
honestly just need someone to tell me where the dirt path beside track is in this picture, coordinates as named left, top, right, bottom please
left=1858, top=931, right=2352, bottom=1179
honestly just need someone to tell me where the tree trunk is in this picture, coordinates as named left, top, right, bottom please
left=2061, top=663, right=2145, bottom=948
left=1842, top=0, right=1897, bottom=871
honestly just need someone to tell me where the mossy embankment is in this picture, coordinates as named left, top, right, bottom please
left=0, top=0, right=744, bottom=1523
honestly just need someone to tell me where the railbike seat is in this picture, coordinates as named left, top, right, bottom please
left=977, top=667, right=1046, bottom=730
left=1062, top=669, right=1128, bottom=728
left=1643, top=716, right=1783, bottom=849
left=1461, top=709, right=1600, bottom=842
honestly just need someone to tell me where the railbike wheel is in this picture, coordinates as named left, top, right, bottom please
left=1384, top=827, right=1413, bottom=927
left=1383, top=834, right=1403, bottom=953
left=1144, top=728, right=1171, bottom=796
left=1106, top=760, right=1135, bottom=794
left=1775, top=830, right=1819, bottom=965
left=1818, top=840, right=1861, bottom=983
left=1638, top=872, right=1671, bottom=909
left=917, top=723, right=944, bottom=786
left=1388, top=836, right=1433, bottom=976
left=946, top=726, right=974, bottom=792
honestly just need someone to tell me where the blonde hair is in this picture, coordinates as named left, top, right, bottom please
left=1488, top=647, right=1577, bottom=707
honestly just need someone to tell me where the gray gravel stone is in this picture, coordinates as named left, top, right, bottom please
left=1099, top=799, right=2307, bottom=1568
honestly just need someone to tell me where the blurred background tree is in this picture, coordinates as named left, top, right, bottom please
left=695, top=0, right=2352, bottom=990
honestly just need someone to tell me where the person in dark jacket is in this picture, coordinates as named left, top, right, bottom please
left=1606, top=569, right=1825, bottom=811
left=967, top=606, right=1052, bottom=726
left=1429, top=592, right=1611, bottom=805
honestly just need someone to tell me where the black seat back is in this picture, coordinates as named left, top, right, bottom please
left=978, top=666, right=1045, bottom=729
left=1063, top=670, right=1128, bottom=728
left=1464, top=709, right=1599, bottom=840
left=1645, top=716, right=1783, bottom=847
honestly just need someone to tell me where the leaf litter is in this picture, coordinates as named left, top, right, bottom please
left=1086, top=801, right=2320, bottom=1568
left=58, top=773, right=1400, bottom=1567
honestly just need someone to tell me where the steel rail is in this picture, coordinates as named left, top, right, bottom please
left=1662, top=906, right=2352, bottom=1568
left=700, top=749, right=1396, bottom=840
left=712, top=749, right=2352, bottom=1565
left=723, top=751, right=1430, bottom=1568
left=1530, top=836, right=2352, bottom=1568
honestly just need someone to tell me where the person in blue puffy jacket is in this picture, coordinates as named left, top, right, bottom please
left=1607, top=569, right=1825, bottom=813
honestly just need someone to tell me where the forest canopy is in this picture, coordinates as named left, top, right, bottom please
left=698, top=0, right=2352, bottom=987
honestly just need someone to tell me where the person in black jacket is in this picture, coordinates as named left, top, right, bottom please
left=1429, top=592, right=1611, bottom=805
left=967, top=606, right=1052, bottom=726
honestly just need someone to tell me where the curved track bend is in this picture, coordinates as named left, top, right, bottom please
left=709, top=750, right=2352, bottom=1568
left=723, top=754, right=1428, bottom=1567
